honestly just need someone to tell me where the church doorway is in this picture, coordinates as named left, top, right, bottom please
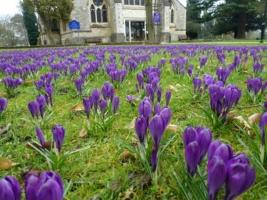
left=125, top=20, right=146, bottom=42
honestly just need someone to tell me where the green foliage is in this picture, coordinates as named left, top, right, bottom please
left=21, top=0, right=39, bottom=45
left=32, top=0, right=73, bottom=33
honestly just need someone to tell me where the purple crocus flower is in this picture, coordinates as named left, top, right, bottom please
left=135, top=116, right=148, bottom=144
left=126, top=95, right=135, bottom=105
left=45, top=85, right=53, bottom=106
left=136, top=73, right=144, bottom=89
left=149, top=114, right=164, bottom=171
left=183, top=126, right=212, bottom=175
left=112, top=96, right=120, bottom=113
left=247, top=77, right=263, bottom=95
left=209, top=84, right=241, bottom=119
left=165, top=90, right=171, bottom=106
left=216, top=67, right=230, bottom=84
left=28, top=101, right=40, bottom=118
left=83, top=97, right=92, bottom=119
left=35, top=127, right=46, bottom=148
left=146, top=84, right=155, bottom=102
left=157, top=87, right=162, bottom=103
left=99, top=99, right=108, bottom=114
left=253, top=62, right=264, bottom=73
left=208, top=156, right=227, bottom=200
left=264, top=102, right=267, bottom=111
left=0, top=176, right=21, bottom=200
left=36, top=95, right=46, bottom=118
left=0, top=98, right=8, bottom=113
left=52, top=125, right=65, bottom=152
left=138, top=98, right=152, bottom=119
left=149, top=108, right=172, bottom=171
left=91, top=89, right=100, bottom=110
left=224, top=154, right=256, bottom=200
left=259, top=112, right=267, bottom=145
left=188, top=64, right=193, bottom=77
left=25, top=171, right=64, bottom=200
left=193, top=77, right=202, bottom=93
left=207, top=141, right=233, bottom=200
left=154, top=103, right=161, bottom=114
left=199, top=55, right=208, bottom=68
left=101, top=82, right=114, bottom=101
left=203, top=74, right=215, bottom=88
left=74, top=79, right=84, bottom=95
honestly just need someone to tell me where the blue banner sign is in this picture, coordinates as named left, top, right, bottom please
left=153, top=11, right=161, bottom=25
left=69, top=20, right=80, bottom=30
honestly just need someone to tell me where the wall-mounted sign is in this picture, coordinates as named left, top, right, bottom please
left=153, top=11, right=161, bottom=25
left=69, top=20, right=80, bottom=30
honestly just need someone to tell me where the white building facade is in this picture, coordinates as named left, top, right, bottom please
left=41, top=0, right=186, bottom=44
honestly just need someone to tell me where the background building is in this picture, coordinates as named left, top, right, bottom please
left=39, top=0, right=186, bottom=44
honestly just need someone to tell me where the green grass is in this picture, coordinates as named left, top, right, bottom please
left=0, top=45, right=267, bottom=199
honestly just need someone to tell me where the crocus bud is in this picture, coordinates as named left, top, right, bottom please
left=247, top=77, right=263, bottom=96
left=0, top=98, right=8, bottom=113
left=208, top=156, right=227, bottom=200
left=36, top=127, right=46, bottom=148
left=74, top=79, right=84, bottom=94
left=99, top=99, right=107, bottom=114
left=91, top=89, right=100, bottom=110
left=185, top=141, right=201, bottom=176
left=225, top=154, right=255, bottom=200
left=36, top=95, right=46, bottom=118
left=52, top=125, right=65, bottom=152
left=183, top=127, right=213, bottom=176
left=149, top=114, right=165, bottom=171
left=28, top=101, right=40, bottom=118
left=0, top=176, right=21, bottom=200
left=83, top=97, right=92, bottom=119
left=135, top=116, right=147, bottom=144
left=160, top=107, right=172, bottom=130
left=25, top=171, right=64, bottom=200
left=259, top=112, right=267, bottom=145
left=112, top=96, right=120, bottom=114
left=138, top=98, right=152, bottom=119
left=157, top=87, right=162, bottom=103
left=193, top=77, right=202, bottom=93
left=165, top=90, right=171, bottom=106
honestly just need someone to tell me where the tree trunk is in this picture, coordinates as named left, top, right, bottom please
left=260, top=0, right=267, bottom=43
left=235, top=12, right=246, bottom=39
left=145, top=0, right=155, bottom=43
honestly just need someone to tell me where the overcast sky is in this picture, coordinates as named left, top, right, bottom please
left=0, top=0, right=187, bottom=17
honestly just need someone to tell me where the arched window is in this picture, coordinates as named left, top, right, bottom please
left=91, top=5, right=96, bottom=23
left=90, top=1, right=108, bottom=23
left=97, top=8, right=101, bottom=22
left=102, top=5, right=108, bottom=22
left=135, top=0, right=140, bottom=5
left=171, top=9, right=174, bottom=23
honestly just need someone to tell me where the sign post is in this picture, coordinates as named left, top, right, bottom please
left=68, top=20, right=81, bottom=44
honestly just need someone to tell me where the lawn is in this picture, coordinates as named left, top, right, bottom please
left=0, top=44, right=266, bottom=200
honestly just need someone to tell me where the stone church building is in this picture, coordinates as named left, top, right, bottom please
left=39, top=0, right=186, bottom=44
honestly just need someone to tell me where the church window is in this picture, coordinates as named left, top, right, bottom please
left=91, top=5, right=96, bottom=23
left=90, top=0, right=108, bottom=23
left=171, top=9, right=174, bottom=23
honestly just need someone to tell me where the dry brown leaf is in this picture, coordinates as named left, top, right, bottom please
left=169, top=85, right=178, bottom=92
left=126, top=118, right=136, bottom=130
left=248, top=113, right=262, bottom=125
left=234, top=116, right=251, bottom=135
left=24, top=80, right=34, bottom=86
left=167, top=124, right=178, bottom=132
left=71, top=103, right=84, bottom=112
left=119, top=150, right=135, bottom=162
left=0, top=158, right=13, bottom=170
left=79, top=128, right=88, bottom=139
